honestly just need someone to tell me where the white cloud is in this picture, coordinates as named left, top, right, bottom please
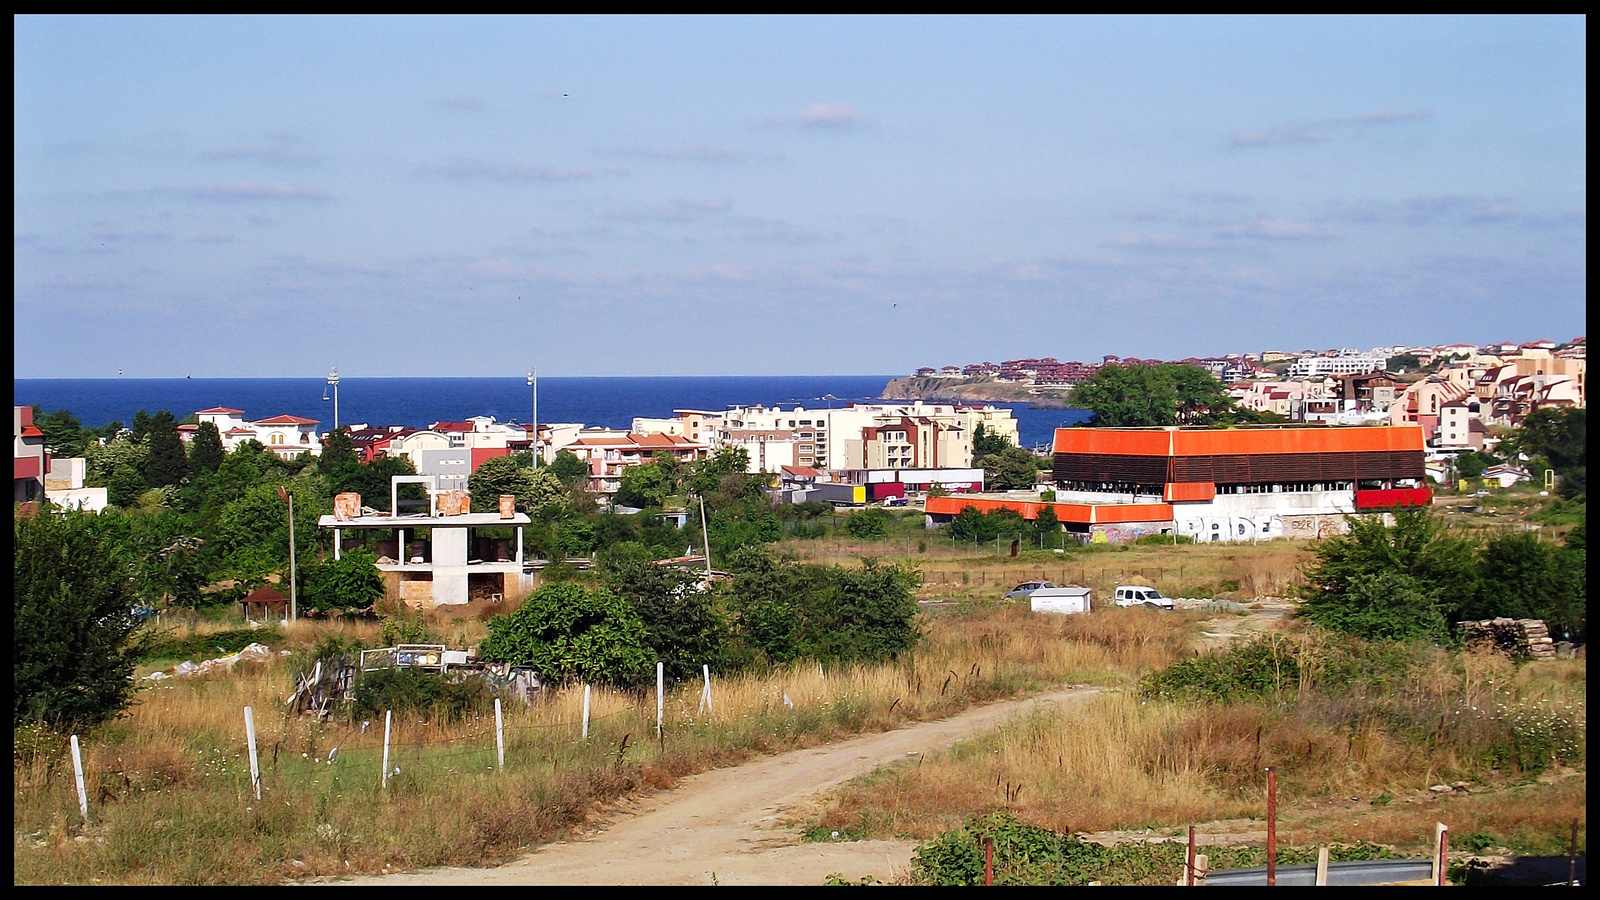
left=794, top=102, right=862, bottom=127
left=182, top=182, right=328, bottom=201
left=1215, top=216, right=1335, bottom=241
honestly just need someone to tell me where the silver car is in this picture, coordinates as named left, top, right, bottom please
left=1004, top=580, right=1056, bottom=600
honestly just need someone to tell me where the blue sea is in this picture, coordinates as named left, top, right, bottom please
left=14, top=377, right=1089, bottom=452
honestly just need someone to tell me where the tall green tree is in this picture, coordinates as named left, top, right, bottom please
left=142, top=410, right=188, bottom=489
left=982, top=446, right=1043, bottom=491
left=1069, top=362, right=1240, bottom=427
left=31, top=406, right=88, bottom=458
left=318, top=427, right=358, bottom=473
left=971, top=422, right=1012, bottom=459
left=15, top=508, right=144, bottom=730
left=189, top=421, right=225, bottom=476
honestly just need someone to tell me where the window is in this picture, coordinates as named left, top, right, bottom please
left=270, top=433, right=283, bottom=445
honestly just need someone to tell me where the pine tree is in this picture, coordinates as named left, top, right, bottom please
left=142, top=410, right=188, bottom=488
left=190, top=421, right=225, bottom=475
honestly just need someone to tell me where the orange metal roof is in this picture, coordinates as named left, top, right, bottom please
left=923, top=495, right=1172, bottom=525
left=1053, top=425, right=1425, bottom=456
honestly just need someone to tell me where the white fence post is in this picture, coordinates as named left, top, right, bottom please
left=494, top=698, right=505, bottom=771
left=656, top=662, right=664, bottom=742
left=244, top=706, right=261, bottom=800
left=381, top=709, right=393, bottom=789
left=69, top=735, right=89, bottom=822
left=698, top=664, right=713, bottom=716
left=582, top=684, right=591, bottom=741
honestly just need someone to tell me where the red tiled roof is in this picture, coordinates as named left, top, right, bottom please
left=196, top=407, right=245, bottom=415
left=177, top=424, right=198, bottom=431
left=782, top=465, right=822, bottom=477
left=224, top=428, right=257, bottom=436
left=430, top=421, right=473, bottom=432
left=21, top=425, right=44, bottom=438
left=253, top=415, right=318, bottom=426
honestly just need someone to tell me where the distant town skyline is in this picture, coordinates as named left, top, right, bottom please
left=14, top=15, right=1586, bottom=378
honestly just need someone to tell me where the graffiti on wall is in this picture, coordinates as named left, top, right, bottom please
left=1279, top=515, right=1350, bottom=540
left=1089, top=523, right=1167, bottom=544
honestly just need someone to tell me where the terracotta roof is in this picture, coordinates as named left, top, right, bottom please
left=253, top=415, right=318, bottom=426
left=177, top=424, right=198, bottom=431
left=20, top=425, right=44, bottom=438
left=223, top=428, right=257, bottom=436
left=196, top=406, right=245, bottom=415
left=241, top=585, right=288, bottom=606
left=782, top=465, right=822, bottom=478
left=430, top=421, right=474, bottom=432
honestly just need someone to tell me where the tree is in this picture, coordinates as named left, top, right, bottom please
left=318, top=427, right=358, bottom=473
left=1068, top=362, right=1240, bottom=427
left=615, top=462, right=675, bottom=509
left=15, top=507, right=144, bottom=729
left=600, top=553, right=728, bottom=680
left=142, top=410, right=188, bottom=489
left=1471, top=531, right=1586, bottom=638
left=547, top=449, right=589, bottom=485
left=1033, top=504, right=1060, bottom=538
left=982, top=446, right=1042, bottom=491
left=971, top=422, right=1011, bottom=459
left=302, top=548, right=386, bottom=612
left=478, top=582, right=652, bottom=686
left=469, top=455, right=536, bottom=513
left=189, top=421, right=225, bottom=476
left=1510, top=408, right=1585, bottom=474
left=32, top=406, right=87, bottom=458
left=804, top=558, right=921, bottom=663
left=130, top=409, right=152, bottom=443
left=1297, top=508, right=1478, bottom=642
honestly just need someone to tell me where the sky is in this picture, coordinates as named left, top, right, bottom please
left=13, top=15, right=1587, bottom=378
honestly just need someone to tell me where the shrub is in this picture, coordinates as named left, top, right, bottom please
left=15, top=508, right=144, bottom=730
left=301, top=548, right=386, bottom=612
left=351, top=668, right=489, bottom=722
left=843, top=507, right=891, bottom=539
left=478, top=582, right=652, bottom=687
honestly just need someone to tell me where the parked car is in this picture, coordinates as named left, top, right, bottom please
left=1003, top=580, right=1056, bottom=600
left=1113, top=585, right=1173, bottom=609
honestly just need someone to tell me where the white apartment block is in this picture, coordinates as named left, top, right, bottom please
left=1285, top=355, right=1388, bottom=378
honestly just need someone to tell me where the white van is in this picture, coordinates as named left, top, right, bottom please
left=1113, top=585, right=1173, bottom=609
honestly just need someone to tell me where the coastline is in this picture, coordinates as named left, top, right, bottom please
left=879, top=375, right=1078, bottom=410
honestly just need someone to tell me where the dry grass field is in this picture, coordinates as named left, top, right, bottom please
left=13, top=601, right=1195, bottom=885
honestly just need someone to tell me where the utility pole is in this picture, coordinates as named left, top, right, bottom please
left=699, top=495, right=713, bottom=580
left=526, top=368, right=538, bottom=465
left=326, top=367, right=339, bottom=431
left=277, top=485, right=297, bottom=622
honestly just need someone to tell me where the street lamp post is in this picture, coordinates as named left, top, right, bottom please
left=526, top=367, right=538, bottom=465
left=276, top=485, right=297, bottom=623
left=326, top=367, right=340, bottom=431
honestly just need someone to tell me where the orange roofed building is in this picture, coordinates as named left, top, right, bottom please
left=925, top=425, right=1429, bottom=544
left=565, top=431, right=711, bottom=500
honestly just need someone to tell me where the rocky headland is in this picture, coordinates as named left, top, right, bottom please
left=879, top=376, right=1078, bottom=409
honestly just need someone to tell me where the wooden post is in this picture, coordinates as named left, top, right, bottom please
left=1315, top=846, right=1329, bottom=886
left=984, top=837, right=994, bottom=886
left=381, top=709, right=393, bottom=789
left=1187, top=825, right=1197, bottom=886
left=494, top=698, right=504, bottom=771
left=244, top=706, right=261, bottom=800
left=582, top=683, right=591, bottom=741
left=1265, top=766, right=1277, bottom=886
left=656, top=662, right=664, bottom=744
left=1194, top=854, right=1208, bottom=886
left=70, top=735, right=89, bottom=822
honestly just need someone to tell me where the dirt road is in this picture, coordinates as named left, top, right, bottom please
left=334, top=685, right=1100, bottom=886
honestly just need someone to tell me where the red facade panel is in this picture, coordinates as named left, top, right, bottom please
left=1353, top=487, right=1434, bottom=509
